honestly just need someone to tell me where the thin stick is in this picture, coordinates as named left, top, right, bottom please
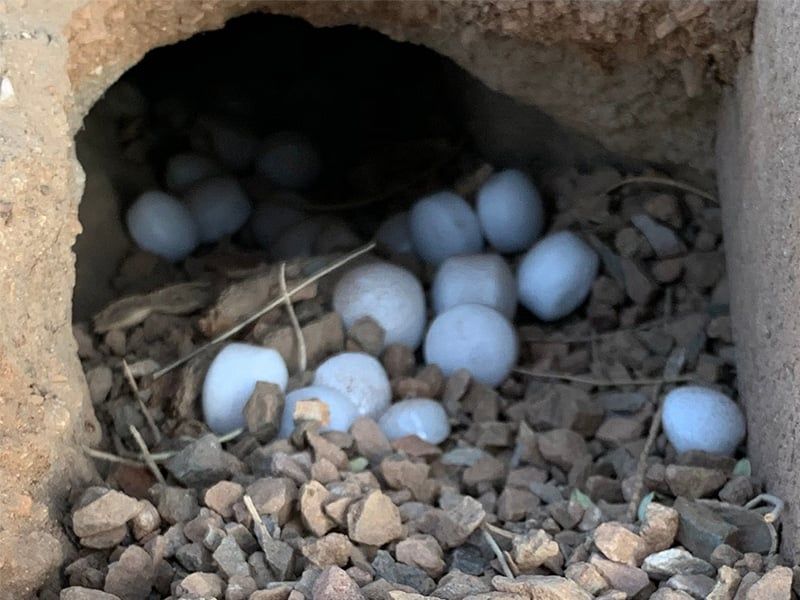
left=482, top=526, right=514, bottom=578
left=603, top=176, right=716, bottom=203
left=122, top=359, right=162, bottom=444
left=626, top=382, right=664, bottom=522
left=128, top=425, right=166, bottom=485
left=243, top=494, right=273, bottom=553
left=280, top=262, right=307, bottom=373
left=83, top=445, right=145, bottom=468
left=152, top=242, right=376, bottom=379
left=513, top=366, right=692, bottom=387
left=744, top=493, right=786, bottom=524
left=484, top=522, right=516, bottom=539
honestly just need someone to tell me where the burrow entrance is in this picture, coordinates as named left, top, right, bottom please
left=63, top=11, right=770, bottom=600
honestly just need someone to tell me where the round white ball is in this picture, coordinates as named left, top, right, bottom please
left=432, top=253, right=517, bottom=319
left=477, top=169, right=545, bottom=253
left=517, top=230, right=599, bottom=321
left=662, top=386, right=746, bottom=456
left=376, top=212, right=414, bottom=255
left=126, top=191, right=199, bottom=262
left=424, top=304, right=518, bottom=387
left=378, top=399, right=451, bottom=444
left=250, top=193, right=308, bottom=249
left=164, top=153, right=222, bottom=193
left=313, top=352, right=391, bottom=418
left=409, top=191, right=483, bottom=265
left=333, top=262, right=426, bottom=349
left=202, top=343, right=289, bottom=435
left=279, top=385, right=360, bottom=439
left=186, top=177, right=252, bottom=243
left=256, top=132, right=321, bottom=190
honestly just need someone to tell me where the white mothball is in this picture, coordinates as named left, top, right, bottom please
left=431, top=253, right=517, bottom=319
left=376, top=212, right=414, bottom=255
left=126, top=191, right=199, bottom=262
left=164, top=153, right=223, bottom=193
left=202, top=343, right=289, bottom=435
left=476, top=169, right=545, bottom=253
left=424, top=303, right=518, bottom=388
left=186, top=177, right=252, bottom=243
left=256, top=132, right=321, bottom=190
left=333, top=262, right=426, bottom=349
left=279, top=385, right=360, bottom=439
left=313, top=352, right=391, bottom=418
left=517, top=230, right=599, bottom=321
left=662, top=385, right=746, bottom=456
left=409, top=191, right=483, bottom=265
left=378, top=398, right=451, bottom=445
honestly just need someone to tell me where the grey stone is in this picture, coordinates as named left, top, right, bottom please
left=642, top=548, right=715, bottom=580
left=103, top=545, right=153, bottom=600
left=674, top=497, right=738, bottom=560
left=665, top=574, right=716, bottom=599
left=61, top=588, right=121, bottom=600
left=164, top=434, right=232, bottom=487
left=312, top=566, right=364, bottom=600
left=631, top=213, right=687, bottom=258
left=213, top=534, right=250, bottom=579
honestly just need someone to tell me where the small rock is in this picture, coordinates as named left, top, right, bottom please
left=86, top=365, right=114, bottom=405
left=381, top=457, right=434, bottom=502
left=164, top=434, right=232, bottom=487
left=666, top=465, right=728, bottom=499
left=396, top=534, right=445, bottom=578
left=72, top=490, right=141, bottom=538
left=433, top=570, right=491, bottom=599
left=463, top=456, right=506, bottom=488
left=527, top=384, right=604, bottom=436
left=244, top=381, right=285, bottom=442
left=733, top=572, right=760, bottom=600
left=213, top=534, right=250, bottom=578
left=497, top=487, right=539, bottom=521
left=744, top=566, right=793, bottom=599
left=130, top=500, right=160, bottom=541
left=61, top=589, right=121, bottom=600
left=204, top=481, right=244, bottom=519
left=492, top=574, right=592, bottom=600
left=349, top=317, right=386, bottom=356
left=595, top=417, right=643, bottom=446
left=538, top=429, right=588, bottom=471
left=262, top=538, right=296, bottom=580
left=710, top=544, right=744, bottom=568
left=707, top=565, right=741, bottom=600
left=593, top=522, right=648, bottom=566
left=565, top=562, right=609, bottom=595
left=308, top=431, right=349, bottom=469
left=666, top=573, right=716, bottom=599
left=312, top=566, right=366, bottom=600
left=352, top=417, right=393, bottom=463
left=590, top=555, right=650, bottom=598
left=302, top=532, right=353, bottom=568
left=373, top=549, right=436, bottom=593
left=347, top=490, right=403, bottom=546
left=300, top=480, right=335, bottom=537
left=175, top=572, right=224, bottom=599
left=225, top=574, right=257, bottom=600
left=417, top=495, right=485, bottom=549
left=674, top=497, right=738, bottom=561
left=718, top=476, right=754, bottom=505
left=641, top=502, right=679, bottom=552
left=246, top=477, right=297, bottom=525
left=512, top=529, right=563, bottom=572
left=152, top=485, right=199, bottom=525
left=104, top=545, right=153, bottom=600
left=175, top=542, right=214, bottom=572
left=383, top=344, right=417, bottom=378
left=650, top=590, right=694, bottom=600
left=643, top=548, right=715, bottom=580
left=621, top=257, right=658, bottom=305
left=644, top=193, right=683, bottom=228
left=595, top=391, right=647, bottom=413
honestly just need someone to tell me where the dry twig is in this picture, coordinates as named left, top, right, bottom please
left=152, top=242, right=376, bottom=379
left=514, top=366, right=692, bottom=387
left=243, top=494, right=273, bottom=554
left=482, top=526, right=514, bottom=579
left=122, top=358, right=161, bottom=444
left=128, top=425, right=166, bottom=485
left=603, top=175, right=716, bottom=203
left=82, top=446, right=145, bottom=468
left=280, top=261, right=307, bottom=372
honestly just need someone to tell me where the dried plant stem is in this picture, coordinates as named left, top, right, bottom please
left=243, top=494, right=273, bottom=554
left=603, top=176, right=716, bottom=203
left=128, top=425, right=166, bottom=485
left=152, top=242, right=376, bottom=379
left=744, top=493, right=786, bottom=524
left=280, top=261, right=307, bottom=373
left=482, top=526, right=514, bottom=579
left=514, top=367, right=691, bottom=387
left=122, top=358, right=162, bottom=444
left=626, top=382, right=664, bottom=522
left=82, top=446, right=145, bottom=468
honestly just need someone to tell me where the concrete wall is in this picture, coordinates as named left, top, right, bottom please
left=718, top=0, right=800, bottom=561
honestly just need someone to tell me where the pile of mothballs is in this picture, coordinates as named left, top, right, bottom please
left=126, top=133, right=747, bottom=456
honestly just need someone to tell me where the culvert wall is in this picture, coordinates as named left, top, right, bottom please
left=0, top=0, right=779, bottom=594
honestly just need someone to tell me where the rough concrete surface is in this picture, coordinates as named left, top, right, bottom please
left=718, top=0, right=800, bottom=562
left=0, top=0, right=755, bottom=595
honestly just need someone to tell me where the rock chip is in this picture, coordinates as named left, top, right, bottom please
left=72, top=490, right=141, bottom=538
left=246, top=477, right=297, bottom=525
left=213, top=534, right=250, bottom=578
left=492, top=574, right=592, bottom=600
left=301, top=480, right=335, bottom=537
left=417, top=495, right=485, bottom=549
left=312, top=566, right=366, bottom=600
left=164, top=434, right=232, bottom=487
left=244, top=381, right=285, bottom=442
left=641, top=502, right=679, bottom=552
left=204, top=480, right=244, bottom=518
left=302, top=532, right=353, bottom=568
left=103, top=545, right=153, bottom=600
left=352, top=417, right=393, bottom=463
left=565, top=562, right=609, bottom=595
left=153, top=485, right=199, bottom=525
left=674, top=497, right=738, bottom=561
left=396, top=535, right=446, bottom=577
left=665, top=573, right=716, bottom=598
left=512, top=529, right=563, bottom=572
left=642, top=548, right=715, bottom=580
left=433, top=570, right=491, bottom=600
left=744, top=566, right=793, bottom=599
left=86, top=365, right=114, bottom=405
left=593, top=522, right=648, bottom=566
left=61, top=589, right=121, bottom=600
left=665, top=465, right=727, bottom=499
left=347, top=490, right=403, bottom=546
left=538, top=429, right=588, bottom=471
left=590, top=555, right=650, bottom=598
left=707, top=565, right=741, bottom=600
left=175, top=572, right=224, bottom=599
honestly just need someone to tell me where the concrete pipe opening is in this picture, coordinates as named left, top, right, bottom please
left=7, top=1, right=800, bottom=596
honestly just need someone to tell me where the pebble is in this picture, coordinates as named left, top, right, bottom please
left=662, top=386, right=746, bottom=456
left=126, top=191, right=199, bottom=262
left=104, top=545, right=153, bottom=600
left=493, top=575, right=592, bottom=600
left=244, top=381, right=285, bottom=441
left=589, top=555, right=651, bottom=598
left=250, top=194, right=308, bottom=249
left=517, top=231, right=599, bottom=321
left=313, top=352, right=391, bottom=418
left=476, top=169, right=545, bottom=253
left=186, top=177, right=252, bottom=243
left=164, top=433, right=231, bottom=487
left=280, top=385, right=359, bottom=438
left=202, top=343, right=289, bottom=435
left=424, top=304, right=518, bottom=387
left=512, top=529, right=562, bottom=572
left=164, top=153, right=222, bottom=193
left=378, top=398, right=451, bottom=445
left=431, top=253, right=517, bottom=318
left=333, top=262, right=426, bottom=349
left=408, top=191, right=483, bottom=265
left=643, top=548, right=715, bottom=580
left=175, top=572, right=225, bottom=599
left=640, top=502, right=679, bottom=552
left=665, top=465, right=728, bottom=499
left=744, top=566, right=793, bottom=599
left=376, top=212, right=414, bottom=255
left=565, top=562, right=610, bottom=596
left=256, top=131, right=321, bottom=190
left=346, top=490, right=403, bottom=546
left=72, top=490, right=141, bottom=539
left=593, top=522, right=648, bottom=566
left=61, top=588, right=121, bottom=600
left=538, top=428, right=589, bottom=471
left=203, top=481, right=244, bottom=519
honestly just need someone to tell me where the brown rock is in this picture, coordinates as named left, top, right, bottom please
left=352, top=417, right=393, bottom=463
left=175, top=572, right=224, bottom=598
left=300, top=481, right=335, bottom=537
left=130, top=500, right=160, bottom=541
left=640, top=502, right=679, bottom=552
left=497, top=487, right=539, bottom=522
left=312, top=566, right=365, bottom=600
left=312, top=458, right=342, bottom=484
left=61, top=589, right=121, bottom=600
left=492, top=575, right=592, bottom=599
left=86, top=364, right=113, bottom=405
left=565, top=562, right=609, bottom=595
left=302, top=533, right=354, bottom=568
left=707, top=565, right=741, bottom=600
left=593, top=522, right=648, bottom=566
left=463, top=456, right=506, bottom=488
left=244, top=381, right=284, bottom=442
left=527, top=384, right=604, bottom=436
left=348, top=316, right=386, bottom=356
left=710, top=544, right=743, bottom=568
left=246, top=477, right=297, bottom=525
left=666, top=573, right=716, bottom=598
left=744, top=566, right=792, bottom=599
left=538, top=429, right=589, bottom=471
left=650, top=590, right=694, bottom=600
left=590, top=555, right=650, bottom=597
left=512, top=530, right=563, bottom=573
left=396, top=534, right=446, bottom=577
left=382, top=344, right=417, bottom=378
left=718, top=476, right=754, bottom=505
left=381, top=457, right=434, bottom=502
left=652, top=257, right=684, bottom=283
left=347, top=490, right=403, bottom=546
left=417, top=495, right=485, bottom=549
left=104, top=545, right=153, bottom=600
left=308, top=431, right=349, bottom=470
left=153, top=485, right=199, bottom=525
left=72, top=490, right=142, bottom=538
left=666, top=465, right=727, bottom=499
left=203, top=480, right=244, bottom=519
left=595, top=417, right=644, bottom=446
left=621, top=257, right=658, bottom=305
